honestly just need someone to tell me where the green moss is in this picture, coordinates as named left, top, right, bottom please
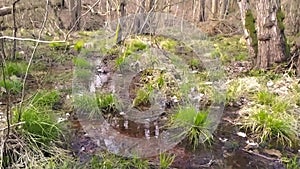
left=245, top=10, right=258, bottom=55
left=276, top=9, right=290, bottom=56
left=49, top=42, right=69, bottom=50
left=276, top=9, right=285, bottom=32
left=74, top=40, right=85, bottom=52
left=125, top=39, right=147, bottom=56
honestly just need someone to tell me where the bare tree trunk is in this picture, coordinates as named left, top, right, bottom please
left=281, top=0, right=300, bottom=36
left=69, top=0, right=81, bottom=30
left=133, top=0, right=146, bottom=34
left=116, top=0, right=126, bottom=44
left=238, top=0, right=257, bottom=62
left=239, top=0, right=288, bottom=69
left=199, top=0, right=206, bottom=22
left=211, top=0, right=218, bottom=19
left=12, top=0, right=21, bottom=60
left=255, top=0, right=288, bottom=68
left=205, top=0, right=212, bottom=20
left=219, top=0, right=228, bottom=19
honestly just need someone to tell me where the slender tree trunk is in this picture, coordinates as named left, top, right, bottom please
left=116, top=0, right=126, bottom=44
left=238, top=0, right=257, bottom=62
left=219, top=0, right=228, bottom=19
left=211, top=0, right=218, bottom=19
left=199, top=0, right=206, bottom=22
left=134, top=0, right=146, bottom=34
left=69, top=0, right=81, bottom=30
left=205, top=0, right=212, bottom=20
left=255, top=0, right=288, bottom=68
left=12, top=0, right=21, bottom=60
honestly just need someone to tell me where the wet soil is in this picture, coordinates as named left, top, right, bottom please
left=69, top=106, right=286, bottom=169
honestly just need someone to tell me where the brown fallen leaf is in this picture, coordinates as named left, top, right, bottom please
left=263, top=149, right=282, bottom=158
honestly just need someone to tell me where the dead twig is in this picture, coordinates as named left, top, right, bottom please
left=242, top=149, right=280, bottom=161
left=12, top=0, right=21, bottom=60
left=0, top=36, right=65, bottom=44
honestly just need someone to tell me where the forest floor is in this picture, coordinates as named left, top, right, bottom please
left=0, top=29, right=299, bottom=169
left=0, top=2, right=299, bottom=167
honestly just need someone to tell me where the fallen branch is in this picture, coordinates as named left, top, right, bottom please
left=0, top=36, right=65, bottom=44
left=242, top=149, right=279, bottom=161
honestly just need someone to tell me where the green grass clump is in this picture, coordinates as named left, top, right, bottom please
left=170, top=106, right=212, bottom=149
left=254, top=90, right=289, bottom=113
left=14, top=90, right=62, bottom=145
left=73, top=57, right=92, bottom=69
left=74, top=93, right=119, bottom=119
left=255, top=90, right=276, bottom=105
left=241, top=87, right=298, bottom=146
left=211, top=35, right=248, bottom=64
left=19, top=106, right=62, bottom=145
left=97, top=93, right=119, bottom=111
left=115, top=39, right=147, bottom=68
left=73, top=94, right=99, bottom=118
left=248, top=69, right=282, bottom=81
left=4, top=61, right=28, bottom=76
left=226, top=80, right=245, bottom=103
left=132, top=85, right=154, bottom=107
left=31, top=90, right=60, bottom=108
left=0, top=76, right=22, bottom=94
left=87, top=153, right=149, bottom=169
left=74, top=68, right=92, bottom=82
left=159, top=153, right=176, bottom=169
left=242, top=108, right=298, bottom=147
left=282, top=156, right=300, bottom=169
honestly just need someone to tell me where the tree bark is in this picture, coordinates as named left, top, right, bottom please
left=205, top=0, right=212, bottom=20
left=238, top=0, right=288, bottom=69
left=255, top=0, right=288, bottom=68
left=199, top=0, right=206, bottom=22
left=238, top=0, right=257, bottom=61
left=116, top=0, right=126, bottom=44
left=69, top=0, right=81, bottom=30
left=281, top=0, right=300, bottom=36
left=211, top=0, right=219, bottom=19
left=219, top=0, right=228, bottom=19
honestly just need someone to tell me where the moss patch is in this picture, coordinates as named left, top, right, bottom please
left=245, top=10, right=258, bottom=55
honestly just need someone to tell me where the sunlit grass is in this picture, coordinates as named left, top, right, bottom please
left=242, top=107, right=298, bottom=147
left=13, top=90, right=63, bottom=145
left=132, top=84, right=154, bottom=107
left=73, top=57, right=92, bottom=69
left=87, top=153, right=149, bottom=169
left=159, top=152, right=176, bottom=169
left=74, top=93, right=119, bottom=119
left=169, top=106, right=212, bottom=149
